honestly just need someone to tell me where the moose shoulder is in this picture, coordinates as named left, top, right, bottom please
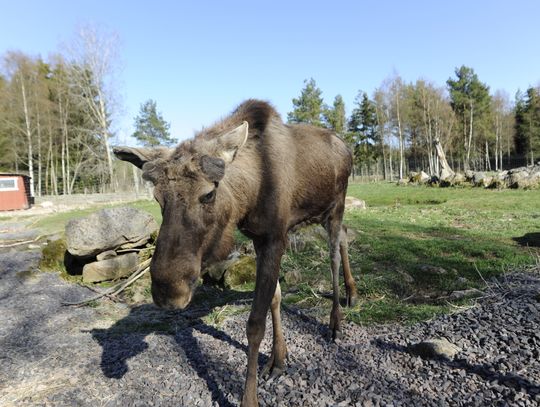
left=114, top=99, right=358, bottom=407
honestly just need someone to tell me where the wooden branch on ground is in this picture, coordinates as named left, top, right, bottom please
left=0, top=235, right=43, bottom=248
left=61, top=258, right=151, bottom=306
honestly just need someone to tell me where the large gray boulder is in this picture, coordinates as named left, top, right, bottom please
left=66, top=206, right=158, bottom=258
left=82, top=252, right=139, bottom=283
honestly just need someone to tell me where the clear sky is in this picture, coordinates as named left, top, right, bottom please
left=1, top=0, right=539, bottom=144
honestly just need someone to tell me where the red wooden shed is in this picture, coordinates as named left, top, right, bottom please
left=0, top=173, right=33, bottom=211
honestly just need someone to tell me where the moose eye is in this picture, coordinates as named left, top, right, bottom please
left=199, top=189, right=216, bottom=204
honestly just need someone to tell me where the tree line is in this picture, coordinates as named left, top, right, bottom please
left=0, top=25, right=177, bottom=197
left=0, top=26, right=121, bottom=196
left=1, top=41, right=538, bottom=196
left=288, top=69, right=540, bottom=180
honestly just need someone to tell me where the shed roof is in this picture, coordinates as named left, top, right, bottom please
left=0, top=173, right=31, bottom=178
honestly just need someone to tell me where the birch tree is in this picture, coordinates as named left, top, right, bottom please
left=65, top=24, right=121, bottom=188
left=2, top=52, right=38, bottom=195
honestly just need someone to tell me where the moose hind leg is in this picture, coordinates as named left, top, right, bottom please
left=324, top=217, right=344, bottom=341
left=261, top=280, right=287, bottom=378
left=340, top=225, right=358, bottom=307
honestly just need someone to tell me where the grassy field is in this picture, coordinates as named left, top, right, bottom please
left=18, top=183, right=540, bottom=326
left=277, top=182, right=540, bottom=325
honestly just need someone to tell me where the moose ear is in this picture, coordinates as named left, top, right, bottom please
left=216, top=121, right=249, bottom=163
left=141, top=159, right=165, bottom=184
left=113, top=146, right=173, bottom=169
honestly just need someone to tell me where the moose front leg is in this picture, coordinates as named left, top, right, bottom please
left=261, top=280, right=287, bottom=378
left=241, top=238, right=285, bottom=407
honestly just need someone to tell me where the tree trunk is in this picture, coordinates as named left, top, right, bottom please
left=434, top=137, right=454, bottom=178
left=20, top=79, right=35, bottom=197
left=98, top=97, right=114, bottom=190
left=466, top=103, right=474, bottom=170
left=495, top=114, right=499, bottom=171
left=485, top=140, right=491, bottom=171
left=36, top=110, right=42, bottom=197
left=395, top=92, right=404, bottom=180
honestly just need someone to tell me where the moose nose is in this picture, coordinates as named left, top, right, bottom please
left=151, top=281, right=193, bottom=310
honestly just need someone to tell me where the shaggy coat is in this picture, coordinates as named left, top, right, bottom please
left=113, top=99, right=357, bottom=407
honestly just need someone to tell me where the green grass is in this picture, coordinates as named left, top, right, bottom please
left=20, top=183, right=540, bottom=326
left=280, top=182, right=540, bottom=325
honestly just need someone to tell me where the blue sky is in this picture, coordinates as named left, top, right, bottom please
left=1, top=0, right=539, bottom=144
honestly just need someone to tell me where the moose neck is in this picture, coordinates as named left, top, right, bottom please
left=221, top=147, right=263, bottom=231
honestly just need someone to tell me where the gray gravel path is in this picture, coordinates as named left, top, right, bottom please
left=1, top=245, right=539, bottom=406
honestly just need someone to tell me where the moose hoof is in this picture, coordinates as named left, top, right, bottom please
left=346, top=294, right=358, bottom=308
left=261, top=355, right=286, bottom=379
left=331, top=328, right=342, bottom=341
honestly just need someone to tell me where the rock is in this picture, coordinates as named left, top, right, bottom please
left=66, top=207, right=158, bottom=258
left=397, top=178, right=409, bottom=186
left=409, top=338, right=461, bottom=360
left=96, top=250, right=118, bottom=261
left=488, top=175, right=505, bottom=189
left=345, top=197, right=367, bottom=210
left=82, top=252, right=139, bottom=283
left=448, top=288, right=483, bottom=301
left=39, top=238, right=68, bottom=271
left=419, top=171, right=430, bottom=184
left=204, top=258, right=238, bottom=282
left=506, top=169, right=529, bottom=188
left=464, top=170, right=474, bottom=181
left=419, top=264, right=447, bottom=275
left=452, top=172, right=466, bottom=185
left=516, top=174, right=540, bottom=189
left=409, top=171, right=430, bottom=184
left=472, top=172, right=486, bottom=187
left=223, top=256, right=257, bottom=288
left=440, top=168, right=453, bottom=181
left=408, top=171, right=418, bottom=182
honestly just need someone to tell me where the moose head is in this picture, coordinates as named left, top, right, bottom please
left=114, top=121, right=249, bottom=309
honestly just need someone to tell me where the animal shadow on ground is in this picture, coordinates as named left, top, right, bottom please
left=374, top=339, right=540, bottom=397
left=513, top=232, right=540, bottom=248
left=91, top=285, right=330, bottom=406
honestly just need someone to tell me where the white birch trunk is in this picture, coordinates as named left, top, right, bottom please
left=20, top=79, right=35, bottom=197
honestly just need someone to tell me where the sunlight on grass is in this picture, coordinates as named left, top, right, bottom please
left=281, top=182, right=540, bottom=325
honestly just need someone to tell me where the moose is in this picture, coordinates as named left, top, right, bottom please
left=114, top=99, right=358, bottom=406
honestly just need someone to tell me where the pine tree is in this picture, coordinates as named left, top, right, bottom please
left=515, top=87, right=540, bottom=164
left=287, top=78, right=324, bottom=126
left=347, top=91, right=378, bottom=169
left=132, top=99, right=176, bottom=147
left=447, top=66, right=491, bottom=169
left=323, top=94, right=346, bottom=134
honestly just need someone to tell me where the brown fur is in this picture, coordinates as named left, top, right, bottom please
left=113, top=99, right=358, bottom=407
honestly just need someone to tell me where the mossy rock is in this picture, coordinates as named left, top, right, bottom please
left=39, top=238, right=68, bottom=271
left=223, top=256, right=257, bottom=288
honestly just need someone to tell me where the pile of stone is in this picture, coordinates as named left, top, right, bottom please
left=405, top=162, right=540, bottom=189
left=65, top=207, right=158, bottom=283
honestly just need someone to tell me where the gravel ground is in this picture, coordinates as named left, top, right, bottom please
left=1, top=241, right=539, bottom=406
